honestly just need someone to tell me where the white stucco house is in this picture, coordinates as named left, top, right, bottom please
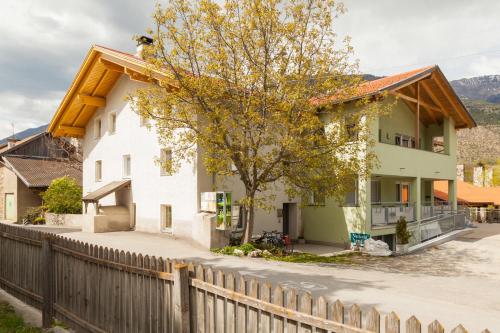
left=47, top=39, right=300, bottom=247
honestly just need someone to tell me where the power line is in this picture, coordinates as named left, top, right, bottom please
left=363, top=48, right=500, bottom=74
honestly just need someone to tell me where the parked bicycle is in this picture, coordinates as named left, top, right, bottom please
left=254, top=230, right=285, bottom=248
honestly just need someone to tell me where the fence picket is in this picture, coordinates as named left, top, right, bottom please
left=348, top=304, right=361, bottom=328
left=299, top=293, right=313, bottom=333
left=406, top=316, right=422, bottom=333
left=225, top=273, right=236, bottom=333
left=260, top=283, right=272, bottom=333
left=272, top=285, right=285, bottom=333
left=236, top=276, right=246, bottom=332
left=215, top=270, right=225, bottom=333
left=428, top=320, right=444, bottom=333
left=331, top=300, right=344, bottom=323
left=247, top=279, right=259, bottom=333
left=285, top=288, right=298, bottom=333
left=385, top=311, right=400, bottom=333
left=366, top=307, right=380, bottom=333
left=451, top=325, right=468, bottom=333
left=196, top=264, right=206, bottom=333
left=206, top=267, right=215, bottom=333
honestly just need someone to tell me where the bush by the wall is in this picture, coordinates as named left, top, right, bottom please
left=42, top=176, right=82, bottom=214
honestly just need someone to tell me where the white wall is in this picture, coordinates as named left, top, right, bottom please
left=82, top=75, right=198, bottom=234
left=82, top=74, right=298, bottom=238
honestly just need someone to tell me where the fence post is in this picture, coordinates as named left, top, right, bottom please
left=173, top=263, right=191, bottom=333
left=41, top=234, right=55, bottom=328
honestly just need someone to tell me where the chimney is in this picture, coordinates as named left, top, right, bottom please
left=7, top=136, right=18, bottom=149
left=135, top=35, right=153, bottom=59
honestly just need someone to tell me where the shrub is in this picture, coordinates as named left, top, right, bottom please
left=396, top=216, right=411, bottom=245
left=42, top=176, right=82, bottom=214
left=33, top=217, right=46, bottom=225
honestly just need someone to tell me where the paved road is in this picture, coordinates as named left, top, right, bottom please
left=57, top=223, right=500, bottom=332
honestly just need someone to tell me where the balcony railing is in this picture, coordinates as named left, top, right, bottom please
left=371, top=202, right=415, bottom=226
left=421, top=202, right=452, bottom=220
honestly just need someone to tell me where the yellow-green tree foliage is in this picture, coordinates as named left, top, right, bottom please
left=132, top=0, right=389, bottom=242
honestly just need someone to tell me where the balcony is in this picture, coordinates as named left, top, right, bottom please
left=371, top=202, right=415, bottom=226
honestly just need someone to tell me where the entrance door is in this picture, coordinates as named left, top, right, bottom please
left=282, top=203, right=290, bottom=235
left=5, top=194, right=15, bottom=221
left=282, top=203, right=297, bottom=238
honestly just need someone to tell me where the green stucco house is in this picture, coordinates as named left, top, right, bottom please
left=302, top=65, right=476, bottom=250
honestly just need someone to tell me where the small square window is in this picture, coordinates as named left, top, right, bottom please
left=161, top=204, right=172, bottom=231
left=95, top=160, right=102, bottom=182
left=109, top=113, right=116, bottom=134
left=123, top=155, right=131, bottom=178
left=160, top=148, right=172, bottom=176
left=94, top=118, right=102, bottom=138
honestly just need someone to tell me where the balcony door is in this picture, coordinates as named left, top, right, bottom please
left=396, top=183, right=410, bottom=205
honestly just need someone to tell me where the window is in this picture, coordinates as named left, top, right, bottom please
left=371, top=180, right=381, bottom=203
left=160, top=148, right=172, bottom=176
left=123, top=155, right=131, bottom=178
left=344, top=178, right=359, bottom=206
left=345, top=122, right=358, bottom=141
left=161, top=204, right=172, bottom=231
left=308, top=190, right=326, bottom=206
left=140, top=114, right=150, bottom=127
left=395, top=134, right=415, bottom=148
left=94, top=118, right=102, bottom=138
left=109, top=113, right=116, bottom=134
left=95, top=160, right=102, bottom=182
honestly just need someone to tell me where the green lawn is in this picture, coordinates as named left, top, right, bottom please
left=0, top=302, right=42, bottom=333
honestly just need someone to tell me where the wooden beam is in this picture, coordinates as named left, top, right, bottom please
left=416, top=82, right=420, bottom=149
left=391, top=91, right=442, bottom=113
left=432, top=73, right=471, bottom=127
left=406, top=84, right=438, bottom=123
left=58, top=125, right=85, bottom=137
left=77, top=94, right=106, bottom=107
left=419, top=80, right=450, bottom=117
left=99, top=58, right=124, bottom=72
left=125, top=68, right=150, bottom=83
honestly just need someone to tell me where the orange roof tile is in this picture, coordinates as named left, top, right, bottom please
left=434, top=180, right=500, bottom=206
left=314, top=65, right=435, bottom=105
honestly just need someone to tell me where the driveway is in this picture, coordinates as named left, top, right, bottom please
left=54, top=223, right=500, bottom=332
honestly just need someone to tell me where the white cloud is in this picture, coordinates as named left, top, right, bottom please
left=468, top=55, right=500, bottom=77
left=0, top=91, right=63, bottom=138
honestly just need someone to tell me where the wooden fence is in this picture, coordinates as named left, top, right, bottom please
left=0, top=223, right=492, bottom=333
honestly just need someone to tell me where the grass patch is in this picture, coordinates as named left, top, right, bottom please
left=266, top=251, right=361, bottom=264
left=212, top=242, right=362, bottom=264
left=0, top=301, right=42, bottom=333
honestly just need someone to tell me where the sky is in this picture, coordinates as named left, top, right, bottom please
left=1, top=0, right=500, bottom=139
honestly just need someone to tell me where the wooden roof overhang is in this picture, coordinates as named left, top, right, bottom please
left=387, top=66, right=476, bottom=129
left=327, top=66, right=476, bottom=130
left=48, top=45, right=170, bottom=138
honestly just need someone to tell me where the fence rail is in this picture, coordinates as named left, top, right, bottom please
left=0, top=223, right=491, bottom=333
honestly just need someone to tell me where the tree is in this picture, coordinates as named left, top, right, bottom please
left=132, top=0, right=387, bottom=243
left=42, top=176, right=82, bottom=214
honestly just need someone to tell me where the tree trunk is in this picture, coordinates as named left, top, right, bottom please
left=242, top=203, right=255, bottom=244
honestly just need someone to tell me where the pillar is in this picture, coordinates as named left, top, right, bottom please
left=412, top=177, right=421, bottom=222
left=448, top=179, right=457, bottom=211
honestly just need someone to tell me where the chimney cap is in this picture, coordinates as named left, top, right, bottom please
left=136, top=36, right=153, bottom=46
left=7, top=135, right=18, bottom=142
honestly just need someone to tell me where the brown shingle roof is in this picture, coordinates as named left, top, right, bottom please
left=3, top=156, right=82, bottom=188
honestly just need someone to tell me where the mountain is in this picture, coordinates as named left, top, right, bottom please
left=450, top=75, right=500, bottom=126
left=0, top=124, right=48, bottom=145
left=451, top=75, right=500, bottom=103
